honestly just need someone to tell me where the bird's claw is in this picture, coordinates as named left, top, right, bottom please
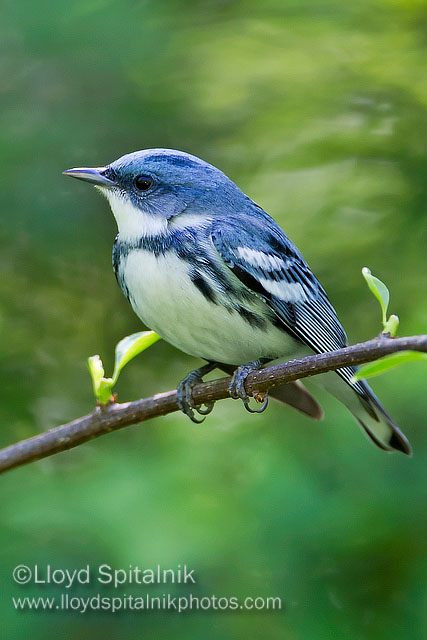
left=228, top=362, right=269, bottom=414
left=176, top=370, right=215, bottom=423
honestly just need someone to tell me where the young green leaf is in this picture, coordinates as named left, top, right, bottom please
left=362, top=267, right=390, bottom=327
left=111, top=331, right=161, bottom=385
left=382, top=314, right=399, bottom=338
left=88, top=331, right=161, bottom=405
left=87, top=355, right=114, bottom=404
left=88, top=355, right=105, bottom=396
left=352, top=350, right=427, bottom=382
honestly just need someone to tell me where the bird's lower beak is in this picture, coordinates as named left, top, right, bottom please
left=63, top=167, right=116, bottom=188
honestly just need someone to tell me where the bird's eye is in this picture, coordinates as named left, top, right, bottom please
left=134, top=175, right=154, bottom=191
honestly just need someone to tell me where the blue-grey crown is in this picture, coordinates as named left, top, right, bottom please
left=108, top=148, right=227, bottom=188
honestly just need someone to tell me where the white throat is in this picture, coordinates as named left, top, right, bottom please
left=100, top=189, right=168, bottom=241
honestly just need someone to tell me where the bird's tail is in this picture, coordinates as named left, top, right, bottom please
left=318, top=370, right=412, bottom=455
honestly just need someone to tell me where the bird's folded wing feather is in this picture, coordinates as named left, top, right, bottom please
left=211, top=215, right=364, bottom=394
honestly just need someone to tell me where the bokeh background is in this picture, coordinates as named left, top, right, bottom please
left=0, top=0, right=426, bottom=638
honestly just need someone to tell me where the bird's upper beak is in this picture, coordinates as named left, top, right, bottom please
left=62, top=167, right=116, bottom=188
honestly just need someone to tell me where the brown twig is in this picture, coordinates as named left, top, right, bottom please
left=0, top=334, right=426, bottom=475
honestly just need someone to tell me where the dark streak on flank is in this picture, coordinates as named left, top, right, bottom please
left=237, top=307, right=267, bottom=330
left=191, top=272, right=217, bottom=304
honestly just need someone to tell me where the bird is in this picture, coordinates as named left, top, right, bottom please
left=63, top=148, right=411, bottom=455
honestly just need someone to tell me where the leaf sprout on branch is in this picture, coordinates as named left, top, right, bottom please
left=352, top=268, right=427, bottom=382
left=88, top=331, right=161, bottom=404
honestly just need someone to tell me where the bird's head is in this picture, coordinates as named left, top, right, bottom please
left=64, top=148, right=243, bottom=240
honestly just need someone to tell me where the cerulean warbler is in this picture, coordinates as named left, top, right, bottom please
left=64, top=149, right=410, bottom=455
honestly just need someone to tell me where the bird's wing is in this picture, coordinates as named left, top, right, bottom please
left=211, top=215, right=411, bottom=454
left=211, top=215, right=360, bottom=391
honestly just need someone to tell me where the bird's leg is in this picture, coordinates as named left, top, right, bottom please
left=176, top=362, right=218, bottom=423
left=228, top=359, right=269, bottom=414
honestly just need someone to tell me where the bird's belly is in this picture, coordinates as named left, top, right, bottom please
left=119, top=249, right=300, bottom=365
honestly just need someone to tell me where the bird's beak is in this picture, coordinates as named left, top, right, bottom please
left=62, top=167, right=116, bottom=188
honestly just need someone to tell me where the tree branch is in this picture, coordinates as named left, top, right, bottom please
left=1, top=334, right=426, bottom=475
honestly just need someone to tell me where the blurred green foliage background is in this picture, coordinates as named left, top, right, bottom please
left=0, top=0, right=426, bottom=638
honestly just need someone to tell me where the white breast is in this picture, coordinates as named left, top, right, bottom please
left=119, top=249, right=299, bottom=365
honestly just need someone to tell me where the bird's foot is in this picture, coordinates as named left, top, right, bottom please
left=176, top=363, right=217, bottom=423
left=228, top=360, right=269, bottom=414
